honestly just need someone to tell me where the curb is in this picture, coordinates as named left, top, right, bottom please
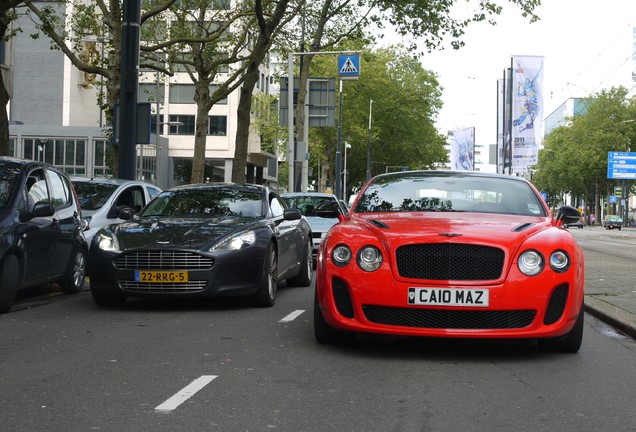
left=585, top=295, right=636, bottom=339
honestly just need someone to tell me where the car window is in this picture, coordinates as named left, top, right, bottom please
left=270, top=195, right=286, bottom=218
left=142, top=187, right=263, bottom=217
left=47, top=170, right=72, bottom=208
left=283, top=196, right=337, bottom=216
left=116, top=187, right=144, bottom=212
left=0, top=165, right=20, bottom=210
left=27, top=169, right=49, bottom=207
left=147, top=186, right=162, bottom=200
left=73, top=181, right=118, bottom=210
left=355, top=174, right=546, bottom=216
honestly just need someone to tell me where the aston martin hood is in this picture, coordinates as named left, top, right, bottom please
left=111, top=216, right=259, bottom=250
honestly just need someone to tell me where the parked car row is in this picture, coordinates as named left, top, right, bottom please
left=0, top=156, right=314, bottom=312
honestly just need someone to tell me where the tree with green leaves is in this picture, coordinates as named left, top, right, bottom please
left=305, top=44, right=446, bottom=195
left=533, top=86, right=636, bottom=224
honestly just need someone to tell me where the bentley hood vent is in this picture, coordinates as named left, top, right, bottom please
left=512, top=222, right=535, bottom=232
left=369, top=219, right=390, bottom=229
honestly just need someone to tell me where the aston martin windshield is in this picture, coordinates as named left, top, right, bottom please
left=141, top=186, right=264, bottom=218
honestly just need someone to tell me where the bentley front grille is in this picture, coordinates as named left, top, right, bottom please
left=396, top=244, right=504, bottom=280
left=363, top=305, right=536, bottom=329
left=114, top=251, right=213, bottom=270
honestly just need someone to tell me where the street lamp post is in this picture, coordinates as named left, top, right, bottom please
left=366, top=99, right=373, bottom=181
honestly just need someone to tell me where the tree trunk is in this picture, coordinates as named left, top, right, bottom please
left=0, top=21, right=11, bottom=156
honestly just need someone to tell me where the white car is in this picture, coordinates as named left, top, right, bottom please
left=72, top=178, right=162, bottom=246
left=282, top=192, right=347, bottom=265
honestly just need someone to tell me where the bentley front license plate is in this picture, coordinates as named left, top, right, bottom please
left=135, top=271, right=189, bottom=283
left=408, top=288, right=489, bottom=307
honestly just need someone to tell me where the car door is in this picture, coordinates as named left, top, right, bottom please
left=269, top=194, right=297, bottom=275
left=21, top=168, right=60, bottom=282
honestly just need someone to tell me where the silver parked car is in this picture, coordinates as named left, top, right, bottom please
left=71, top=178, right=162, bottom=246
left=282, top=192, right=347, bottom=265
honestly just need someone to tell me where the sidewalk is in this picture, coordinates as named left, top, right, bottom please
left=574, top=225, right=636, bottom=339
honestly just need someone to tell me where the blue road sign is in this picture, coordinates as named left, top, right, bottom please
left=608, top=151, right=636, bottom=179
left=338, top=54, right=360, bottom=80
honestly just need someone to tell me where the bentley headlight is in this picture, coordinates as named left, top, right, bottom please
left=549, top=250, right=570, bottom=273
left=332, top=244, right=352, bottom=267
left=96, top=231, right=120, bottom=253
left=357, top=246, right=383, bottom=272
left=518, top=249, right=544, bottom=276
left=211, top=231, right=256, bottom=251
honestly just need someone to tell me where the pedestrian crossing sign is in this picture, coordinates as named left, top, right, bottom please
left=338, top=54, right=360, bottom=80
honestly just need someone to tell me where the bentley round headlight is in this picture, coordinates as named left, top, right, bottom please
left=549, top=250, right=570, bottom=272
left=357, top=246, right=383, bottom=272
left=332, top=244, right=352, bottom=267
left=518, top=250, right=544, bottom=276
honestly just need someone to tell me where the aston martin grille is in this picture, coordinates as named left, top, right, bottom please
left=396, top=244, right=504, bottom=280
left=114, top=251, right=213, bottom=270
left=363, top=306, right=536, bottom=329
left=119, top=280, right=207, bottom=293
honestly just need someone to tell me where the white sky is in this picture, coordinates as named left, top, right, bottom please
left=387, top=0, right=636, bottom=146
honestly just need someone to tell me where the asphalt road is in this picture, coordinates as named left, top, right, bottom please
left=2, top=234, right=636, bottom=432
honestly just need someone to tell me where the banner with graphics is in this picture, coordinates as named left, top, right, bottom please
left=450, top=127, right=475, bottom=171
left=511, top=56, right=544, bottom=173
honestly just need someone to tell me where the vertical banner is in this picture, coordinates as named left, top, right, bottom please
left=511, top=55, right=544, bottom=173
left=496, top=78, right=504, bottom=174
left=450, top=127, right=475, bottom=171
left=503, top=68, right=513, bottom=174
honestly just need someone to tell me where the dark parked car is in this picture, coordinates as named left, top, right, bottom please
left=602, top=215, right=622, bottom=230
left=88, top=183, right=313, bottom=308
left=0, top=157, right=88, bottom=313
left=72, top=177, right=162, bottom=246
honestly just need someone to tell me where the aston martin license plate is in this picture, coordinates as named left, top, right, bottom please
left=135, top=271, right=189, bottom=283
left=408, top=288, right=489, bottom=307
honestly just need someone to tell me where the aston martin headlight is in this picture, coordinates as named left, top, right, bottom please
left=332, top=244, right=352, bottom=267
left=549, top=250, right=570, bottom=273
left=211, top=231, right=256, bottom=251
left=357, top=246, right=383, bottom=272
left=96, top=231, right=120, bottom=253
left=518, top=249, right=544, bottom=276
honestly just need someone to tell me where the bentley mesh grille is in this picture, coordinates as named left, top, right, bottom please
left=119, top=280, right=207, bottom=293
left=363, top=305, right=536, bottom=329
left=544, top=284, right=568, bottom=325
left=396, top=244, right=504, bottom=280
left=114, top=251, right=213, bottom=270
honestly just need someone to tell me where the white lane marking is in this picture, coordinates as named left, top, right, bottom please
left=155, top=375, right=218, bottom=412
left=279, top=309, right=305, bottom=323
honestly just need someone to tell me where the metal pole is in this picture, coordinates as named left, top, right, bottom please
left=118, top=0, right=141, bottom=180
left=335, top=80, right=343, bottom=200
left=343, top=142, right=347, bottom=200
left=366, top=99, right=373, bottom=181
left=287, top=53, right=294, bottom=192
left=156, top=71, right=161, bottom=186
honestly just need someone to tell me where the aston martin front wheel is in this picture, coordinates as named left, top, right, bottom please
left=252, top=242, right=278, bottom=307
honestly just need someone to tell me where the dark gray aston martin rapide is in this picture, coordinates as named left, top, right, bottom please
left=88, top=183, right=313, bottom=308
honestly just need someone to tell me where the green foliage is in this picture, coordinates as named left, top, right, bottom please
left=533, top=86, right=636, bottom=217
left=306, top=43, right=446, bottom=192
